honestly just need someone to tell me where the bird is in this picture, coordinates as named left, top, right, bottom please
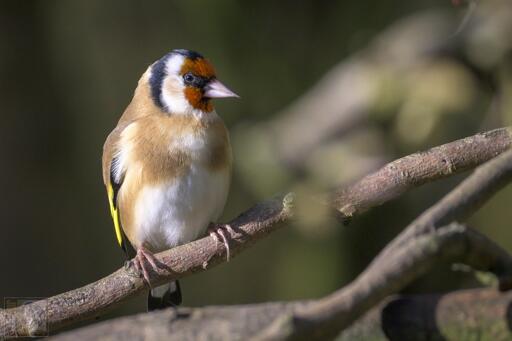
left=102, top=49, right=238, bottom=310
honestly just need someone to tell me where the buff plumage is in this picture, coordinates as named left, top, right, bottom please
left=102, top=49, right=238, bottom=309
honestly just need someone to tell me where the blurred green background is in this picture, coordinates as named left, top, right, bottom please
left=1, top=0, right=511, bottom=324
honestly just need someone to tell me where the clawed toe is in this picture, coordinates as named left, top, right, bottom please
left=208, top=223, right=233, bottom=261
left=130, top=247, right=166, bottom=287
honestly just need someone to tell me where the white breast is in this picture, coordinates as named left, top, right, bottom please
left=130, top=114, right=230, bottom=251
left=134, top=161, right=230, bottom=252
left=117, top=114, right=231, bottom=252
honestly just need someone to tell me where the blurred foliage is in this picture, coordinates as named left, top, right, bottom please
left=1, top=0, right=512, bottom=327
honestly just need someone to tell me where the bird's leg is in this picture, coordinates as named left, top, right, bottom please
left=131, top=246, right=162, bottom=286
left=208, top=222, right=234, bottom=261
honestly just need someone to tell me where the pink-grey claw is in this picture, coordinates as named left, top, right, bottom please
left=132, top=246, right=161, bottom=288
left=208, top=223, right=232, bottom=261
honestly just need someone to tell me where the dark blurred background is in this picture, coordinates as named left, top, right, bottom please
left=1, top=0, right=511, bottom=324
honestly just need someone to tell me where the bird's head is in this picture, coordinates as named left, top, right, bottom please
left=149, top=49, right=238, bottom=116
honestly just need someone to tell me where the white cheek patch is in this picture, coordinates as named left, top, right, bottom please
left=161, top=76, right=190, bottom=114
left=162, top=54, right=190, bottom=114
left=158, top=55, right=191, bottom=115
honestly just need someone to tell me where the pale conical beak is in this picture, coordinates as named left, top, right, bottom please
left=204, top=79, right=239, bottom=99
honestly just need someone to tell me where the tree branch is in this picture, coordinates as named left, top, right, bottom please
left=0, top=128, right=510, bottom=338
left=339, top=288, right=512, bottom=340
left=49, top=148, right=512, bottom=340
left=0, top=194, right=295, bottom=338
left=258, top=148, right=512, bottom=340
left=331, top=127, right=512, bottom=216
left=380, top=138, right=512, bottom=264
left=49, top=224, right=512, bottom=341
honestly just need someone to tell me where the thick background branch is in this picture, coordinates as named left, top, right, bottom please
left=258, top=148, right=512, bottom=340
left=339, top=288, right=512, bottom=340
left=51, top=288, right=512, bottom=341
left=1, top=128, right=510, bottom=338
left=50, top=149, right=512, bottom=340
left=50, top=224, right=512, bottom=341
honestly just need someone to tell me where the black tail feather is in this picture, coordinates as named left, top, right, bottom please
left=147, top=280, right=182, bottom=311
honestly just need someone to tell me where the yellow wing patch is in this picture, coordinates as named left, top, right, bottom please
left=107, top=183, right=123, bottom=247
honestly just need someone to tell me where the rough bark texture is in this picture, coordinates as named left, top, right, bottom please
left=331, top=127, right=512, bottom=216
left=339, top=288, right=512, bottom=341
left=0, top=194, right=294, bottom=338
left=48, top=225, right=512, bottom=341
left=1, top=128, right=511, bottom=338
left=48, top=148, right=512, bottom=340
left=51, top=302, right=305, bottom=341
left=257, top=148, right=512, bottom=340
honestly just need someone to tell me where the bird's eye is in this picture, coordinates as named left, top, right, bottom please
left=183, top=73, right=196, bottom=85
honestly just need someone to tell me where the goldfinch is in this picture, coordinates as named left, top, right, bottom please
left=102, top=49, right=238, bottom=309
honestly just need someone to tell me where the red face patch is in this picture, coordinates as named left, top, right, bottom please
left=180, top=58, right=216, bottom=79
left=184, top=87, right=213, bottom=112
left=180, top=58, right=216, bottom=112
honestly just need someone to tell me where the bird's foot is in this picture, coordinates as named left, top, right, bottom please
left=208, top=222, right=234, bottom=262
left=131, top=246, right=164, bottom=287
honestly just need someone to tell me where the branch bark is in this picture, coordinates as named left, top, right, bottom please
left=0, top=128, right=510, bottom=338
left=331, top=127, right=512, bottom=216
left=49, top=225, right=512, bottom=341
left=50, top=148, right=512, bottom=340
left=339, top=288, right=512, bottom=340
left=0, top=195, right=295, bottom=338
left=258, top=148, right=512, bottom=340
